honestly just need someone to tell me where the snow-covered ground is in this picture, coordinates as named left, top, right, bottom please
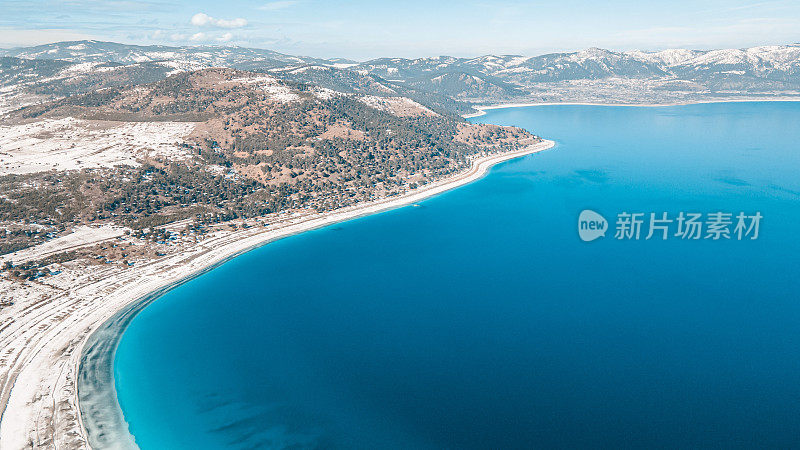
left=226, top=75, right=300, bottom=103
left=359, top=96, right=437, bottom=117
left=0, top=118, right=197, bottom=175
left=0, top=225, right=128, bottom=265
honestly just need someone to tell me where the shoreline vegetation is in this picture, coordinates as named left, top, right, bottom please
left=0, top=139, right=553, bottom=450
left=461, top=97, right=800, bottom=118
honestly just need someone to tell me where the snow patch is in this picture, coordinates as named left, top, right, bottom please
left=0, top=118, right=197, bottom=175
left=0, top=225, right=128, bottom=265
left=358, top=96, right=437, bottom=117
left=226, top=76, right=300, bottom=102
left=312, top=87, right=340, bottom=100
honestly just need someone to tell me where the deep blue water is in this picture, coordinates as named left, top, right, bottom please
left=114, top=103, right=800, bottom=449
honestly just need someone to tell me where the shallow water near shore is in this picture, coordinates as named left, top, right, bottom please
left=111, top=102, right=800, bottom=448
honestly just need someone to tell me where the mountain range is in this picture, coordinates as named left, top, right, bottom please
left=3, top=41, right=800, bottom=116
left=3, top=41, right=800, bottom=115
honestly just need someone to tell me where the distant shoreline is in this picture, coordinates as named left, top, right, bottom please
left=69, top=139, right=555, bottom=449
left=462, top=97, right=800, bottom=118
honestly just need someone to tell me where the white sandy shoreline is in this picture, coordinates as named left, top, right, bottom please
left=0, top=139, right=554, bottom=449
left=461, top=97, right=800, bottom=118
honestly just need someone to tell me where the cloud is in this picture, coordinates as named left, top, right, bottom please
left=259, top=1, right=298, bottom=11
left=217, top=32, right=233, bottom=42
left=191, top=12, right=248, bottom=29
left=190, top=13, right=213, bottom=26
left=215, top=17, right=248, bottom=28
left=190, top=32, right=205, bottom=41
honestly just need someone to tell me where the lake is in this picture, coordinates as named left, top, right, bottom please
left=113, top=102, right=800, bottom=448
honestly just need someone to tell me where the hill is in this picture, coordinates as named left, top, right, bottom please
left=0, top=68, right=536, bottom=253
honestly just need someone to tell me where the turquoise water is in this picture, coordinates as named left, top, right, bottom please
left=114, top=103, right=800, bottom=448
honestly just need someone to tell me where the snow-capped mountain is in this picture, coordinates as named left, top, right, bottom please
left=2, top=41, right=800, bottom=115
left=355, top=45, right=800, bottom=86
left=0, top=42, right=478, bottom=116
left=0, top=40, right=329, bottom=69
left=349, top=44, right=800, bottom=105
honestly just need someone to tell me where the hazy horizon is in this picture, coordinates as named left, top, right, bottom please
left=4, top=38, right=800, bottom=63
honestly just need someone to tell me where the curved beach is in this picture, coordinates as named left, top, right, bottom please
left=460, top=97, right=800, bottom=118
left=0, top=139, right=554, bottom=449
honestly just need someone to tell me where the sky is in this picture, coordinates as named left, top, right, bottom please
left=1, top=0, right=799, bottom=60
